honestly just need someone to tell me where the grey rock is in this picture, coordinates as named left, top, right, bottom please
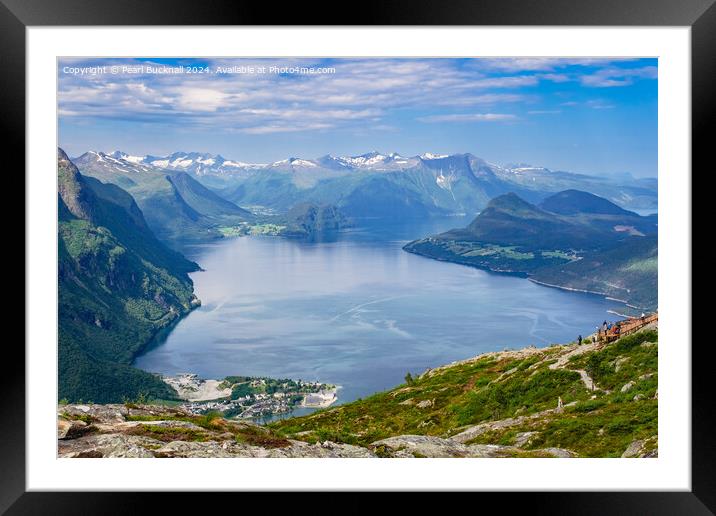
left=514, top=431, right=538, bottom=447
left=467, top=444, right=519, bottom=458
left=57, top=418, right=91, bottom=440
left=613, top=357, right=629, bottom=372
left=278, top=440, right=375, bottom=458
left=59, top=434, right=160, bottom=458
left=61, top=403, right=128, bottom=424
left=371, top=435, right=514, bottom=458
left=451, top=407, right=557, bottom=443
left=155, top=440, right=248, bottom=458
left=620, top=381, right=635, bottom=393
left=372, top=435, right=473, bottom=457
left=621, top=437, right=658, bottom=458
left=622, top=440, right=645, bottom=458
left=57, top=419, right=73, bottom=439
left=540, top=447, right=576, bottom=458
left=59, top=432, right=375, bottom=458
left=134, top=420, right=206, bottom=431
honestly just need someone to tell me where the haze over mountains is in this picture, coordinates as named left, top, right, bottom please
left=73, top=149, right=657, bottom=237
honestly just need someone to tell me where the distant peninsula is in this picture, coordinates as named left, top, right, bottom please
left=404, top=190, right=657, bottom=310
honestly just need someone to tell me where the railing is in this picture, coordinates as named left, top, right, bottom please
left=597, top=313, right=658, bottom=343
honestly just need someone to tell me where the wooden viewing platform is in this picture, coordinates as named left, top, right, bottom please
left=597, top=313, right=658, bottom=343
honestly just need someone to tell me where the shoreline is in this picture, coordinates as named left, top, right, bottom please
left=403, top=244, right=649, bottom=311
left=130, top=296, right=201, bottom=368
left=527, top=278, right=645, bottom=310
left=402, top=245, right=530, bottom=278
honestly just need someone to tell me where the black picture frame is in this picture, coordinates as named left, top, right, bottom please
left=4, top=0, right=711, bottom=513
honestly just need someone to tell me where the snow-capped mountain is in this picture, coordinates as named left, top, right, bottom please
left=73, top=150, right=157, bottom=175
left=143, top=152, right=267, bottom=175
left=268, top=157, right=320, bottom=170
left=329, top=151, right=419, bottom=170
left=74, top=149, right=512, bottom=176
left=262, top=151, right=423, bottom=172
left=107, top=150, right=146, bottom=164
left=75, top=150, right=267, bottom=176
left=70, top=149, right=657, bottom=215
left=419, top=152, right=449, bottom=160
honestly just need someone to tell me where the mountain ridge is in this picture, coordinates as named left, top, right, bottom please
left=72, top=150, right=254, bottom=246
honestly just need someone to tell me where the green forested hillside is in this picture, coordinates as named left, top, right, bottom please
left=281, top=203, right=350, bottom=237
left=532, top=235, right=658, bottom=308
left=58, top=148, right=200, bottom=402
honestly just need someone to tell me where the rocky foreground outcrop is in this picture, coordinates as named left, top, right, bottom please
left=58, top=404, right=373, bottom=458
left=57, top=403, right=578, bottom=458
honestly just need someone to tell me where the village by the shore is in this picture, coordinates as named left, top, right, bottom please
left=162, top=373, right=338, bottom=419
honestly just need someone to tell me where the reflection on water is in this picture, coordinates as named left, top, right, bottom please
left=134, top=217, right=616, bottom=412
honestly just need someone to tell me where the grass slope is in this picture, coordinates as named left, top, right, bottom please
left=270, top=329, right=658, bottom=457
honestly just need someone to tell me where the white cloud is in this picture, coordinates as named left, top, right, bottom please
left=240, top=123, right=334, bottom=134
left=580, top=66, right=657, bottom=87
left=540, top=73, right=571, bottom=83
left=477, top=57, right=638, bottom=72
left=172, top=87, right=230, bottom=112
left=418, top=113, right=518, bottom=123
left=586, top=99, right=616, bottom=109
left=435, top=93, right=528, bottom=107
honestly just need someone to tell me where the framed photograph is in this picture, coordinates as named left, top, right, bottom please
left=6, top=0, right=711, bottom=511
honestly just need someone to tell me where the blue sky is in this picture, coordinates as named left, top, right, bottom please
left=58, top=57, right=657, bottom=178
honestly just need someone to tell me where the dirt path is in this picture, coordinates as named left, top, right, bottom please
left=548, top=341, right=603, bottom=370
left=574, top=369, right=597, bottom=391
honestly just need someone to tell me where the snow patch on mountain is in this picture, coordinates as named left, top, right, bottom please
left=421, top=153, right=449, bottom=160
left=171, top=158, right=194, bottom=168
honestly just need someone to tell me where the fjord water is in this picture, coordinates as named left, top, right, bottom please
left=134, top=217, right=615, bottom=409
